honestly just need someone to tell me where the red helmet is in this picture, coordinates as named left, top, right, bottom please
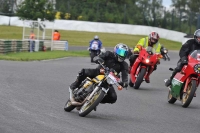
left=149, top=32, right=160, bottom=45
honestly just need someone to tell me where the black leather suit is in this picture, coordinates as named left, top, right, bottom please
left=168, top=39, right=200, bottom=81
left=71, top=51, right=129, bottom=104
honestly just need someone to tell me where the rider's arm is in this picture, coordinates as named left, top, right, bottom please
left=179, top=40, right=192, bottom=58
left=120, top=62, right=129, bottom=83
left=133, top=38, right=145, bottom=53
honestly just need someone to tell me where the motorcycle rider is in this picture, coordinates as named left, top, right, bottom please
left=70, top=43, right=129, bottom=104
left=89, top=35, right=103, bottom=53
left=165, top=29, right=200, bottom=87
left=129, top=31, right=162, bottom=83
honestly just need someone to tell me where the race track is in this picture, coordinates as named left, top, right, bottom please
left=0, top=51, right=199, bottom=133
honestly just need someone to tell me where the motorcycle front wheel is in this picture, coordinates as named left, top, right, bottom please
left=134, top=68, right=146, bottom=89
left=181, top=79, right=197, bottom=108
left=167, top=90, right=177, bottom=104
left=64, top=99, right=76, bottom=112
left=79, top=89, right=105, bottom=117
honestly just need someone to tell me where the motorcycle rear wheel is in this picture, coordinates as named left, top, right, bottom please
left=134, top=68, right=146, bottom=89
left=79, top=89, right=105, bottom=117
left=167, top=90, right=177, bottom=104
left=64, top=99, right=76, bottom=112
left=181, top=79, right=197, bottom=108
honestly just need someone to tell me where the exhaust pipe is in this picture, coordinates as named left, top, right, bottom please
left=69, top=87, right=86, bottom=106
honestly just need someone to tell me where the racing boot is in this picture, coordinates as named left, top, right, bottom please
left=70, top=69, right=85, bottom=90
left=165, top=79, right=172, bottom=87
left=145, top=76, right=150, bottom=83
left=70, top=79, right=82, bottom=90
left=165, top=70, right=177, bottom=87
left=145, top=69, right=153, bottom=83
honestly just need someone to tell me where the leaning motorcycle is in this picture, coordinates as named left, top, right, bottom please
left=164, top=50, right=200, bottom=108
left=160, top=46, right=170, bottom=61
left=129, top=46, right=162, bottom=89
left=64, top=58, right=123, bottom=117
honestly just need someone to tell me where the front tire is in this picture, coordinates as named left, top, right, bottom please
left=181, top=79, right=197, bottom=108
left=64, top=99, right=76, bottom=112
left=167, top=90, right=177, bottom=104
left=134, top=68, right=146, bottom=89
left=79, top=89, right=105, bottom=117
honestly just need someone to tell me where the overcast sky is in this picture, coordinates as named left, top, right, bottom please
left=162, top=0, right=172, bottom=8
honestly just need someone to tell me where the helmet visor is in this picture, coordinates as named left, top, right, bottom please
left=116, top=48, right=127, bottom=57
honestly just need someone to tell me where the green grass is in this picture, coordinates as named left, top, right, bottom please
left=0, top=25, right=181, bottom=61
left=0, top=51, right=89, bottom=61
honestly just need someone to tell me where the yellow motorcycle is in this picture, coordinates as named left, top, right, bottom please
left=64, top=58, right=123, bottom=117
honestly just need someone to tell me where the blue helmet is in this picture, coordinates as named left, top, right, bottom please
left=114, top=43, right=129, bottom=62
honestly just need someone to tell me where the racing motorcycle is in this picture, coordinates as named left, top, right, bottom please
left=64, top=57, right=123, bottom=117
left=88, top=41, right=102, bottom=62
left=129, top=46, right=162, bottom=89
left=160, top=46, right=170, bottom=61
left=164, top=50, right=200, bottom=108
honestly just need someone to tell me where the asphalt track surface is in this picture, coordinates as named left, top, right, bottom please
left=0, top=50, right=200, bottom=133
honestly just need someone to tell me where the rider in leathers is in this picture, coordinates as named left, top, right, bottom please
left=165, top=29, right=200, bottom=87
left=70, top=43, right=129, bottom=104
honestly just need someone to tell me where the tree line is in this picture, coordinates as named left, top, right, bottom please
left=1, top=0, right=200, bottom=34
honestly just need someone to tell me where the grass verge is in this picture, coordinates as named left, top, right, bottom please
left=0, top=51, right=89, bottom=61
left=0, top=25, right=181, bottom=61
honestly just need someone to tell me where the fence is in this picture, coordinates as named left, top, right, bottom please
left=0, top=40, right=45, bottom=54
left=0, top=39, right=68, bottom=54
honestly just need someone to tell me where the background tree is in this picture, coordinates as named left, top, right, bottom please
left=16, top=0, right=56, bottom=21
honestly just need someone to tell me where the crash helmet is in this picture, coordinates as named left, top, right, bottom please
left=94, top=35, right=99, bottom=40
left=194, top=29, right=200, bottom=45
left=114, top=43, right=129, bottom=62
left=149, top=31, right=160, bottom=45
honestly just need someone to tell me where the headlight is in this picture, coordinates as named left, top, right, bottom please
left=194, top=64, right=200, bottom=74
left=106, top=77, right=115, bottom=84
left=145, top=59, right=150, bottom=63
left=164, top=50, right=167, bottom=53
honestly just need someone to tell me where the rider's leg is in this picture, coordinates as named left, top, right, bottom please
left=100, top=86, right=117, bottom=104
left=165, top=62, right=183, bottom=87
left=145, top=65, right=157, bottom=83
left=70, top=68, right=100, bottom=90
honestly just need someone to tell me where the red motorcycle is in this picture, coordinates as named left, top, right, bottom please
left=129, top=46, right=162, bottom=89
left=165, top=50, right=200, bottom=108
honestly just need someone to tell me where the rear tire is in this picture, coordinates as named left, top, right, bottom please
left=181, top=79, right=197, bottom=108
left=134, top=68, right=146, bottom=89
left=64, top=99, right=76, bottom=112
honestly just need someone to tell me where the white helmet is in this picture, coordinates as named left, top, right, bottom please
left=94, top=35, right=99, bottom=40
